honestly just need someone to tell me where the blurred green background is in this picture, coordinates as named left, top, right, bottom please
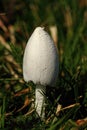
left=0, top=0, right=87, bottom=129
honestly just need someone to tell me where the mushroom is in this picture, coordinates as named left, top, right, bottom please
left=23, top=27, right=59, bottom=120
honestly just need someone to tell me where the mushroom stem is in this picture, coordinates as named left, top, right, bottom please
left=35, top=84, right=46, bottom=120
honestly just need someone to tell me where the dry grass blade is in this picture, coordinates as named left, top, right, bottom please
left=0, top=35, right=11, bottom=51
left=14, top=88, right=32, bottom=97
left=49, top=25, right=58, bottom=47
left=46, top=103, right=80, bottom=124
left=76, top=118, right=87, bottom=126
left=0, top=13, right=6, bottom=15
left=56, top=103, right=80, bottom=115
left=16, top=96, right=32, bottom=112
left=24, top=109, right=35, bottom=117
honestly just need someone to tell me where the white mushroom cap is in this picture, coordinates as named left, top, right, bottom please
left=23, top=27, right=59, bottom=86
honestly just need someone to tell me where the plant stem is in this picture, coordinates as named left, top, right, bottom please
left=35, top=84, right=46, bottom=120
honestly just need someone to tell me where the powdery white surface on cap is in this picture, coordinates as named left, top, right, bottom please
left=23, top=27, right=59, bottom=86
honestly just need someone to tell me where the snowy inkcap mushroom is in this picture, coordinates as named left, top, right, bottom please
left=23, top=27, right=59, bottom=119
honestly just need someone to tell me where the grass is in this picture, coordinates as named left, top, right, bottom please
left=0, top=0, right=87, bottom=129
